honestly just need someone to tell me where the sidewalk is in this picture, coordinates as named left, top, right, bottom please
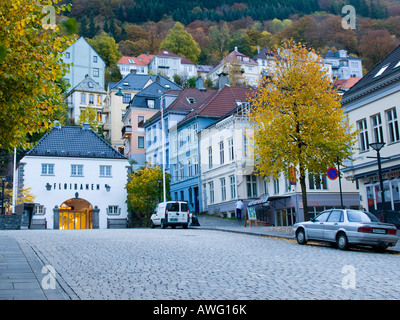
left=195, top=215, right=294, bottom=239
left=0, top=234, right=73, bottom=300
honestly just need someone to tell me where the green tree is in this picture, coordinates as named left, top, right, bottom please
left=126, top=165, right=171, bottom=227
left=248, top=41, right=357, bottom=216
left=0, top=0, right=73, bottom=150
left=160, top=22, right=201, bottom=63
left=88, top=31, right=122, bottom=67
left=78, top=106, right=101, bottom=133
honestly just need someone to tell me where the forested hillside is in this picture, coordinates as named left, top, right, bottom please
left=60, top=0, right=400, bottom=74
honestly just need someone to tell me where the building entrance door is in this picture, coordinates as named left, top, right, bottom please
left=59, top=198, right=93, bottom=230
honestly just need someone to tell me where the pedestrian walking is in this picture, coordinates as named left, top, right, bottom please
left=235, top=199, right=243, bottom=220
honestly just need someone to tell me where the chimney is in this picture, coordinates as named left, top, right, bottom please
left=234, top=46, right=238, bottom=52
left=156, top=75, right=160, bottom=84
left=195, top=77, right=205, bottom=90
left=83, top=122, right=90, bottom=130
left=218, top=71, right=230, bottom=89
left=257, top=45, right=260, bottom=54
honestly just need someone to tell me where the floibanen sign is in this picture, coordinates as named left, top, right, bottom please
left=46, top=182, right=108, bottom=191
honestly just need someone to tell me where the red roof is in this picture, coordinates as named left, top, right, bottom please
left=117, top=56, right=148, bottom=66
left=155, top=49, right=181, bottom=58
left=334, top=77, right=361, bottom=90
left=343, top=77, right=361, bottom=89
left=137, top=53, right=154, bottom=65
left=167, top=87, right=217, bottom=112
left=180, top=56, right=195, bottom=65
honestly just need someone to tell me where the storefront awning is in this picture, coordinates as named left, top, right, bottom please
left=267, top=195, right=290, bottom=201
left=353, top=164, right=400, bottom=181
left=248, top=196, right=269, bottom=207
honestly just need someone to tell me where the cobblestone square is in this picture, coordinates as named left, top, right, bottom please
left=2, top=227, right=400, bottom=300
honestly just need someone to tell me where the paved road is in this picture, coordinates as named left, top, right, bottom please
left=1, top=226, right=399, bottom=300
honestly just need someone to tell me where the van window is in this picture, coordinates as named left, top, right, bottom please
left=181, top=203, right=188, bottom=212
left=167, top=203, right=179, bottom=212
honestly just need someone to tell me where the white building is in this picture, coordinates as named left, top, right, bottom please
left=117, top=55, right=152, bottom=77
left=148, top=49, right=197, bottom=80
left=341, top=45, right=400, bottom=213
left=323, top=49, right=363, bottom=80
left=207, top=48, right=260, bottom=87
left=64, top=74, right=107, bottom=125
left=62, top=37, right=106, bottom=93
left=199, top=99, right=257, bottom=218
left=16, top=125, right=130, bottom=229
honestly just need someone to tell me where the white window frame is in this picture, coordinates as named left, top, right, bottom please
left=219, top=140, right=224, bottom=165
left=229, top=175, right=236, bottom=199
left=371, top=113, right=383, bottom=143
left=386, top=108, right=400, bottom=143
left=209, top=181, right=214, bottom=204
left=220, top=178, right=226, bottom=201
left=357, top=119, right=369, bottom=152
left=228, top=138, right=234, bottom=161
left=71, top=164, right=83, bottom=177
left=100, top=165, right=112, bottom=177
left=107, top=205, right=120, bottom=215
left=208, top=146, right=213, bottom=169
left=41, top=163, right=54, bottom=175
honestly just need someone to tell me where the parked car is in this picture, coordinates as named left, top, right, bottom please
left=372, top=210, right=400, bottom=228
left=150, top=201, right=190, bottom=229
left=293, top=209, right=399, bottom=251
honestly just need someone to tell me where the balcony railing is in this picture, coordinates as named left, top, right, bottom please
left=122, top=125, right=132, bottom=139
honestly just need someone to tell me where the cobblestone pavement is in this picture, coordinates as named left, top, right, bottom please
left=1, top=227, right=400, bottom=300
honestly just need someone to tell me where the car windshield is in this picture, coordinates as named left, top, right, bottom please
left=347, top=210, right=380, bottom=223
left=167, top=203, right=179, bottom=212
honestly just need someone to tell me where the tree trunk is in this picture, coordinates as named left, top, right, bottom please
left=299, top=164, right=308, bottom=221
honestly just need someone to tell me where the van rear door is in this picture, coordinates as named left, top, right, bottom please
left=180, top=202, right=189, bottom=223
left=166, top=202, right=188, bottom=223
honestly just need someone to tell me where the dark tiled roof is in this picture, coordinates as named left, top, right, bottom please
left=253, top=47, right=274, bottom=60
left=130, top=82, right=179, bottom=109
left=68, top=74, right=106, bottom=94
left=343, top=45, right=400, bottom=98
left=178, top=85, right=251, bottom=125
left=110, top=74, right=181, bottom=92
left=27, top=126, right=126, bottom=159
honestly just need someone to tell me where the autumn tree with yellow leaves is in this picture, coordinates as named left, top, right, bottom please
left=248, top=40, right=357, bottom=216
left=0, top=0, right=74, bottom=150
left=126, top=165, right=171, bottom=227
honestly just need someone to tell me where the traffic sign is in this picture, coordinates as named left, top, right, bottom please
left=327, top=167, right=338, bottom=180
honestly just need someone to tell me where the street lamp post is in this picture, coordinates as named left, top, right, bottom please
left=369, top=142, right=385, bottom=210
left=156, top=179, right=162, bottom=203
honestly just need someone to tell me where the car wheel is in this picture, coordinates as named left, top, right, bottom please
left=182, top=223, right=188, bottom=229
left=161, top=219, right=167, bottom=229
left=296, top=228, right=307, bottom=245
left=336, top=233, right=349, bottom=250
left=150, top=220, right=155, bottom=228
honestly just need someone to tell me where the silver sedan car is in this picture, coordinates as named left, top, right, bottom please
left=293, top=209, right=399, bottom=251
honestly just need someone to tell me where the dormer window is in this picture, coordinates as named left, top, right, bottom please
left=374, top=64, right=389, bottom=78
left=394, top=61, right=400, bottom=69
left=123, top=82, right=129, bottom=86
left=187, top=97, right=196, bottom=104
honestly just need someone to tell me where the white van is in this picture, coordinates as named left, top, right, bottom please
left=150, top=201, right=190, bottom=229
